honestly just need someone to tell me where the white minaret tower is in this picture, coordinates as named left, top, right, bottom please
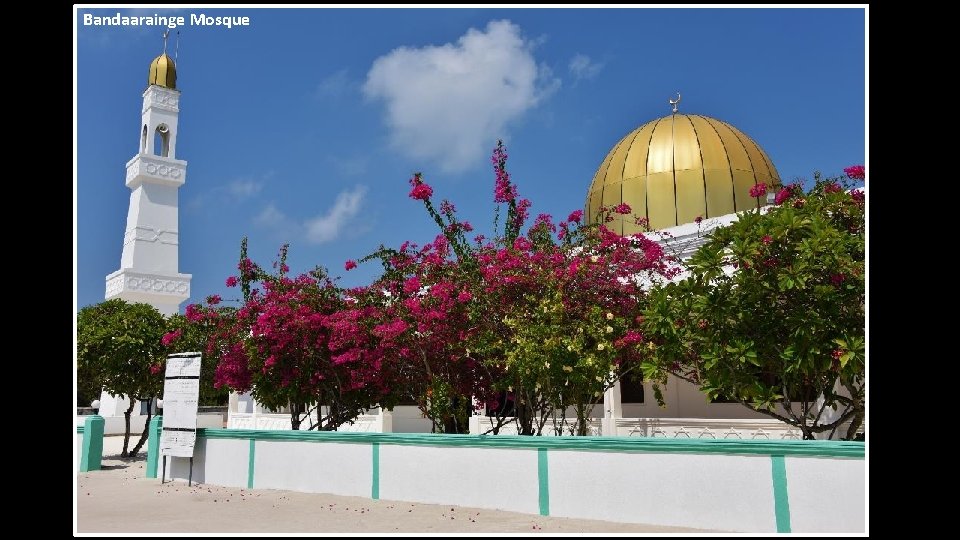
left=105, top=39, right=191, bottom=317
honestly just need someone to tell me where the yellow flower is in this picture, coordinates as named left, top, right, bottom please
left=563, top=365, right=573, bottom=373
left=591, top=255, right=599, bottom=263
left=606, top=312, right=614, bottom=320
left=647, top=342, right=655, bottom=350
left=606, top=325, right=613, bottom=333
left=597, top=343, right=606, bottom=351
left=544, top=362, right=550, bottom=369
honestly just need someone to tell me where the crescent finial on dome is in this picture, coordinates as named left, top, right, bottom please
left=669, top=92, right=681, bottom=114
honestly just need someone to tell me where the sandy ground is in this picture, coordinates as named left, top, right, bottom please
left=77, top=435, right=716, bottom=533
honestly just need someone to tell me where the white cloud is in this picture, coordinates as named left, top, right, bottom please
left=255, top=203, right=287, bottom=227
left=568, top=53, right=603, bottom=81
left=228, top=178, right=263, bottom=200
left=304, top=185, right=367, bottom=244
left=363, top=20, right=559, bottom=173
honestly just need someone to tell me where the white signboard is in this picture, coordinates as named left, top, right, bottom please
left=160, top=352, right=202, bottom=458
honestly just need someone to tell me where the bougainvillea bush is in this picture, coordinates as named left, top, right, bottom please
left=171, top=142, right=677, bottom=433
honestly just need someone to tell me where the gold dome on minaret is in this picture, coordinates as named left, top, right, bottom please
left=586, top=107, right=781, bottom=233
left=147, top=53, right=177, bottom=89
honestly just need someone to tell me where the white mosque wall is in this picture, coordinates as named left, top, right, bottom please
left=253, top=441, right=373, bottom=497
left=784, top=456, right=866, bottom=533
left=387, top=405, right=434, bottom=433
left=163, top=430, right=864, bottom=532
left=164, top=437, right=249, bottom=488
left=619, top=376, right=787, bottom=420
left=97, top=413, right=223, bottom=436
left=379, top=444, right=540, bottom=515
left=227, top=392, right=433, bottom=432
left=549, top=450, right=777, bottom=531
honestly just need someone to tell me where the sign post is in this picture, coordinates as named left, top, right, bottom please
left=159, top=352, right=201, bottom=485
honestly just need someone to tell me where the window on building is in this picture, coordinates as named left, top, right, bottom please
left=620, top=376, right=644, bottom=404
left=154, top=124, right=170, bottom=157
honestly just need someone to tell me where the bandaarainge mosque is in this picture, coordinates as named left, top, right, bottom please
left=97, top=48, right=858, bottom=440
left=232, top=97, right=856, bottom=440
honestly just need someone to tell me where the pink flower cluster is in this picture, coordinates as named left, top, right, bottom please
left=774, top=188, right=791, bottom=205
left=161, top=328, right=182, bottom=347
left=749, top=183, right=768, bottom=198
left=492, top=142, right=516, bottom=204
left=408, top=174, right=433, bottom=201
left=843, top=165, right=865, bottom=181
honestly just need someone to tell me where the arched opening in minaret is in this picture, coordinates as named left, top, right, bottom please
left=154, top=124, right=170, bottom=157
left=141, top=125, right=147, bottom=154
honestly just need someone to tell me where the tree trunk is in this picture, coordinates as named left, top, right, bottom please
left=576, top=403, right=589, bottom=436
left=844, top=411, right=864, bottom=441
left=289, top=402, right=302, bottom=430
left=322, top=399, right=341, bottom=431
left=517, top=395, right=534, bottom=436
left=129, top=398, right=153, bottom=457
left=121, top=397, right=135, bottom=457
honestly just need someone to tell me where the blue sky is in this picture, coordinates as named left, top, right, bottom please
left=76, top=6, right=867, bottom=312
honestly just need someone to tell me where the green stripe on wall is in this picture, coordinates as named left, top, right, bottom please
left=371, top=443, right=380, bottom=500
left=538, top=448, right=549, bottom=516
left=197, top=429, right=863, bottom=459
left=771, top=455, right=791, bottom=533
left=247, top=439, right=256, bottom=489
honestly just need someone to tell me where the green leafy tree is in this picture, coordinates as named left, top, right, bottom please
left=641, top=171, right=865, bottom=440
left=77, top=299, right=167, bottom=456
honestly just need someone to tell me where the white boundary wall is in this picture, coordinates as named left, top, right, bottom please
left=161, top=429, right=865, bottom=533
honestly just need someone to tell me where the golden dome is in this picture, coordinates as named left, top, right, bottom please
left=586, top=113, right=781, bottom=233
left=148, top=53, right=177, bottom=90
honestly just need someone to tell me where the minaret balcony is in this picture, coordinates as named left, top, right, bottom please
left=125, top=154, right=187, bottom=189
